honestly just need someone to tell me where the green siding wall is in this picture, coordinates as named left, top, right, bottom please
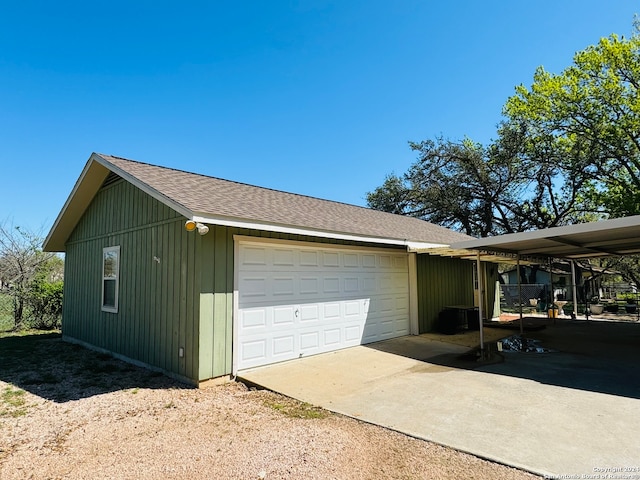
left=63, top=178, right=201, bottom=383
left=416, top=255, right=475, bottom=332
left=197, top=225, right=235, bottom=380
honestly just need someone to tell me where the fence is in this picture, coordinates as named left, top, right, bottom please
left=499, top=282, right=640, bottom=318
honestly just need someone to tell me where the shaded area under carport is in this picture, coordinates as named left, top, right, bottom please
left=239, top=320, right=640, bottom=477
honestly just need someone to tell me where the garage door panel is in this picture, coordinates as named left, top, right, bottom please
left=300, top=331, right=319, bottom=350
left=344, top=277, right=359, bottom=292
left=394, top=256, right=407, bottom=269
left=272, top=335, right=295, bottom=356
left=379, top=255, right=393, bottom=268
left=344, top=323, right=360, bottom=340
left=273, top=248, right=295, bottom=266
left=361, top=323, right=379, bottom=342
left=241, top=308, right=267, bottom=329
left=343, top=253, right=359, bottom=267
left=273, top=306, right=295, bottom=325
left=239, top=277, right=267, bottom=299
left=379, top=318, right=395, bottom=336
left=324, top=328, right=341, bottom=346
left=323, top=302, right=341, bottom=319
left=240, top=246, right=269, bottom=266
left=323, top=277, right=340, bottom=294
left=344, top=300, right=362, bottom=317
left=395, top=318, right=410, bottom=335
left=396, top=295, right=409, bottom=311
left=322, top=252, right=340, bottom=267
left=299, top=250, right=319, bottom=266
left=273, top=277, right=295, bottom=296
left=299, top=304, right=319, bottom=322
left=362, top=277, right=376, bottom=293
left=237, top=241, right=409, bottom=370
left=241, top=339, right=268, bottom=364
left=300, top=277, right=319, bottom=294
left=362, top=254, right=376, bottom=268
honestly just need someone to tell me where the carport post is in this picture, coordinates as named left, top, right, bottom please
left=571, top=261, right=578, bottom=318
left=517, top=254, right=523, bottom=336
left=476, top=253, right=485, bottom=354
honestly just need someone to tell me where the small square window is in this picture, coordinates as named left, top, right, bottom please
left=102, top=246, right=120, bottom=313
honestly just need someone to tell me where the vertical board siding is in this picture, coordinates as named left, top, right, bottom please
left=197, top=225, right=237, bottom=380
left=63, top=178, right=199, bottom=382
left=416, top=255, right=475, bottom=332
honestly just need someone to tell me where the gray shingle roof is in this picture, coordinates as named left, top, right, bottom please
left=98, top=154, right=471, bottom=246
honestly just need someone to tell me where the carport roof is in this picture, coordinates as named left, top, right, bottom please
left=449, top=215, right=640, bottom=260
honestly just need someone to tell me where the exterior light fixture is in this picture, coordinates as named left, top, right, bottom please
left=185, top=220, right=209, bottom=235
left=196, top=223, right=209, bottom=235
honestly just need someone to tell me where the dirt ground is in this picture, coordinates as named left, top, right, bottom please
left=0, top=333, right=541, bottom=480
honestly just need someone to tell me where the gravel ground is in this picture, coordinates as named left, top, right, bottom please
left=0, top=333, right=541, bottom=479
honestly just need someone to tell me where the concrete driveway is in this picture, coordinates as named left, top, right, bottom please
left=239, top=319, right=640, bottom=477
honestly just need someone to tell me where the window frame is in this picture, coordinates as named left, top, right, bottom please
left=101, top=245, right=120, bottom=313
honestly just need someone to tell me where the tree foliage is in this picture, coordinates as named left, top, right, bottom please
left=368, top=21, right=640, bottom=238
left=367, top=122, right=596, bottom=236
left=504, top=24, right=640, bottom=218
left=0, top=221, right=63, bottom=330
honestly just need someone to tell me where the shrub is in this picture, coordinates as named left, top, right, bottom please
left=26, top=278, right=63, bottom=330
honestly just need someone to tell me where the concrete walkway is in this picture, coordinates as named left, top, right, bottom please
left=239, top=321, right=640, bottom=477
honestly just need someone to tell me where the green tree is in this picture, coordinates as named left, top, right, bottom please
left=504, top=23, right=640, bottom=218
left=367, top=122, right=594, bottom=237
left=369, top=21, right=640, bottom=236
left=0, top=222, right=62, bottom=330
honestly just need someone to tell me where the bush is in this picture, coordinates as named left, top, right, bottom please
left=0, top=292, right=13, bottom=331
left=26, top=279, right=63, bottom=330
left=618, top=292, right=638, bottom=303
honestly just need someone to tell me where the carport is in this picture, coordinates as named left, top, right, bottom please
left=240, top=216, right=640, bottom=476
left=448, top=214, right=640, bottom=351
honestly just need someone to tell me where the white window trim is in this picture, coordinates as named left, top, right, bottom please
left=102, top=245, right=120, bottom=313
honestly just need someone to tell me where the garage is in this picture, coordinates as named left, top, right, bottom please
left=235, top=238, right=411, bottom=370
left=47, top=153, right=474, bottom=384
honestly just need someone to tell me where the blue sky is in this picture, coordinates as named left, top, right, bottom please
left=1, top=1, right=637, bottom=233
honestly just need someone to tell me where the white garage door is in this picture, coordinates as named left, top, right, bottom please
left=235, top=239, right=410, bottom=370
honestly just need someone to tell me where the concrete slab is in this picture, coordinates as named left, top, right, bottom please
left=239, top=321, right=640, bottom=477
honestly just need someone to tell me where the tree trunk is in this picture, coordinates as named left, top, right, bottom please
left=13, top=295, right=24, bottom=331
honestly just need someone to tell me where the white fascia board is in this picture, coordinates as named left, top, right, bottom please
left=405, top=242, right=451, bottom=252
left=191, top=214, right=431, bottom=248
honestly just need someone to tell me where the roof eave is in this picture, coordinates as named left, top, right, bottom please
left=43, top=153, right=196, bottom=252
left=43, top=154, right=111, bottom=252
left=192, top=213, right=448, bottom=249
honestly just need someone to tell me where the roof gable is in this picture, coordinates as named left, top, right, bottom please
left=44, top=153, right=472, bottom=251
